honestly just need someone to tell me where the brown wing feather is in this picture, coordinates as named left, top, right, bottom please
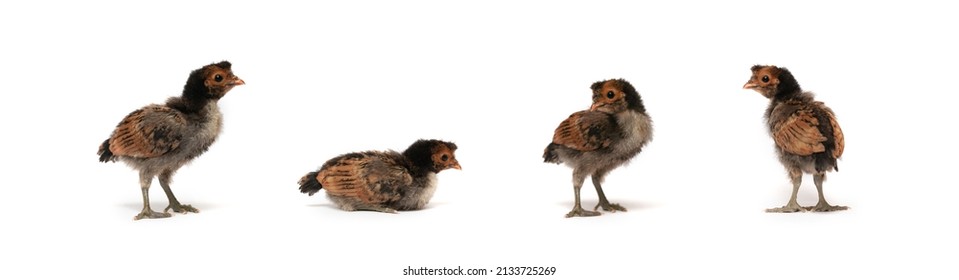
left=827, top=111, right=844, bottom=158
left=317, top=153, right=412, bottom=204
left=552, top=111, right=615, bottom=151
left=773, top=109, right=828, bottom=156
left=107, top=105, right=185, bottom=158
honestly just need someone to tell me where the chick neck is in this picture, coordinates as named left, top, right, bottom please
left=771, top=71, right=803, bottom=102
left=168, top=79, right=218, bottom=113
left=402, top=150, right=439, bottom=177
left=623, top=90, right=647, bottom=114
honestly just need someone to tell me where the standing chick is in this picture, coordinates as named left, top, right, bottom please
left=743, top=65, right=846, bottom=213
left=98, top=61, right=244, bottom=220
left=543, top=79, right=653, bottom=218
left=299, top=139, right=461, bottom=213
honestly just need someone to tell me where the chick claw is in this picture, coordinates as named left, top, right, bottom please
left=134, top=210, right=172, bottom=220
left=565, top=207, right=601, bottom=218
left=805, top=204, right=849, bottom=212
left=594, top=202, right=627, bottom=212
left=165, top=203, right=200, bottom=214
left=765, top=205, right=805, bottom=213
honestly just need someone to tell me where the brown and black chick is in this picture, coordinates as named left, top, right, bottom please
left=543, top=79, right=653, bottom=218
left=98, top=61, right=244, bottom=220
left=299, top=139, right=461, bottom=213
left=743, top=65, right=846, bottom=213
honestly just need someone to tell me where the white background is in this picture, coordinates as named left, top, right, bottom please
left=2, top=1, right=956, bottom=279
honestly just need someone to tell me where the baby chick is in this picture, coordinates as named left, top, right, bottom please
left=299, top=139, right=461, bottom=213
left=743, top=65, right=846, bottom=213
left=543, top=79, right=653, bottom=218
left=98, top=61, right=244, bottom=220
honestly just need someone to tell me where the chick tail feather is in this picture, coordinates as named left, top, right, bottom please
left=543, top=143, right=562, bottom=164
left=298, top=171, right=323, bottom=196
left=97, top=139, right=116, bottom=163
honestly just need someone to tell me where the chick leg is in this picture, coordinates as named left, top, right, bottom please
left=591, top=171, right=626, bottom=212
left=134, top=172, right=172, bottom=220
left=158, top=169, right=199, bottom=214
left=566, top=170, right=600, bottom=218
left=806, top=174, right=848, bottom=212
left=766, top=169, right=804, bottom=213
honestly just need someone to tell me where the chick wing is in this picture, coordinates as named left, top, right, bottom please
left=552, top=111, right=618, bottom=152
left=107, top=105, right=186, bottom=158
left=317, top=152, right=413, bottom=204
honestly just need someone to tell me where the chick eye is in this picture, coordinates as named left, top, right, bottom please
left=606, top=91, right=615, bottom=99
left=761, top=75, right=769, bottom=83
left=214, top=74, right=223, bottom=82
left=440, top=155, right=449, bottom=162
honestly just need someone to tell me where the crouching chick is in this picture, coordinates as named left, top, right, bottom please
left=299, top=139, right=461, bottom=213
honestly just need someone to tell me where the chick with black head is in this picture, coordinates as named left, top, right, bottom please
left=98, top=61, right=244, bottom=220
left=299, top=139, right=461, bottom=213
left=744, top=65, right=847, bottom=213
left=544, top=79, right=653, bottom=218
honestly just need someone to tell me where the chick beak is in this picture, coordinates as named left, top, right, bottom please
left=450, top=160, right=462, bottom=170
left=589, top=102, right=602, bottom=111
left=231, top=78, right=246, bottom=86
left=743, top=82, right=758, bottom=89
